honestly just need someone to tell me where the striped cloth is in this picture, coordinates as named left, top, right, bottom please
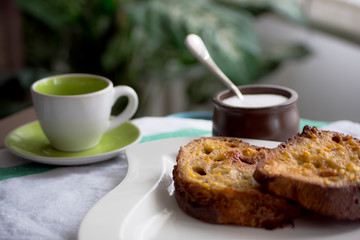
left=0, top=116, right=358, bottom=239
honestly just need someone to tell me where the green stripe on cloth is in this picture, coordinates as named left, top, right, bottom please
left=140, top=128, right=211, bottom=143
left=300, top=119, right=331, bottom=130
left=0, top=163, right=57, bottom=181
left=0, top=128, right=211, bottom=181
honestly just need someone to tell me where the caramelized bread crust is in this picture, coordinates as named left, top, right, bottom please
left=173, top=137, right=302, bottom=229
left=254, top=126, right=360, bottom=220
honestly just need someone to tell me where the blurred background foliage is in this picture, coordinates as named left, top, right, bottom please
left=0, top=0, right=309, bottom=118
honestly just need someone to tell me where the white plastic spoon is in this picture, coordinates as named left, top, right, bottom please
left=185, top=34, right=244, bottom=100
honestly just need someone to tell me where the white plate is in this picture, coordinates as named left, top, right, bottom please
left=78, top=137, right=360, bottom=240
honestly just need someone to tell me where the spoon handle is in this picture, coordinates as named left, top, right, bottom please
left=185, top=34, right=244, bottom=100
left=203, top=57, right=244, bottom=100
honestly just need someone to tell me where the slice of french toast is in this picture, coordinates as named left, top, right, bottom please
left=254, top=126, right=360, bottom=220
left=172, top=137, right=302, bottom=229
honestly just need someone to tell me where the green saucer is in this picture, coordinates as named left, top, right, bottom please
left=5, top=121, right=141, bottom=165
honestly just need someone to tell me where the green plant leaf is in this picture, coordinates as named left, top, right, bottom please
left=15, top=0, right=87, bottom=30
left=103, top=0, right=262, bottom=86
left=10, top=0, right=310, bottom=118
left=213, top=0, right=307, bottom=24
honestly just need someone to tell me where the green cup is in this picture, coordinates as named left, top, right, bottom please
left=31, top=73, right=138, bottom=152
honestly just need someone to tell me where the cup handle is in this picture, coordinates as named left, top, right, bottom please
left=107, top=86, right=138, bottom=131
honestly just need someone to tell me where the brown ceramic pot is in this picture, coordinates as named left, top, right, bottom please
left=212, top=84, right=299, bottom=142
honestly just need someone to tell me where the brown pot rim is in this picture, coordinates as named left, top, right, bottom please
left=213, top=84, right=298, bottom=112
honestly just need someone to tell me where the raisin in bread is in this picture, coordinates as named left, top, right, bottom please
left=173, top=137, right=302, bottom=229
left=254, top=126, right=360, bottom=220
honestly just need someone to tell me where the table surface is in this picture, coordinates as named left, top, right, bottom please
left=0, top=107, right=37, bottom=149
